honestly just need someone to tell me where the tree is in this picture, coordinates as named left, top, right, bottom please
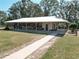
left=57, top=0, right=79, bottom=22
left=40, top=0, right=58, bottom=16
left=56, top=0, right=67, bottom=19
left=20, top=0, right=44, bottom=17
left=40, top=0, right=79, bottom=23
left=65, top=0, right=79, bottom=22
left=69, top=23, right=78, bottom=35
left=8, top=1, right=22, bottom=20
left=8, top=0, right=43, bottom=20
left=0, top=11, right=7, bottom=25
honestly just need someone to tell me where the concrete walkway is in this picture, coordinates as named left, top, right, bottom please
left=3, top=33, right=57, bottom=59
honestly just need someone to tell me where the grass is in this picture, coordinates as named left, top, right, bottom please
left=41, top=35, right=79, bottom=59
left=0, top=30, right=45, bottom=56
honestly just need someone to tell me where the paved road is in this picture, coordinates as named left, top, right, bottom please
left=3, top=33, right=57, bottom=59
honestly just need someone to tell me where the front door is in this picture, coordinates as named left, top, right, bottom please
left=46, top=24, right=48, bottom=31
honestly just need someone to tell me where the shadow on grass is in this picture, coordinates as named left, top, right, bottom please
left=1, top=29, right=50, bottom=35
left=56, top=34, right=65, bottom=37
left=56, top=30, right=67, bottom=37
left=1, top=29, right=67, bottom=36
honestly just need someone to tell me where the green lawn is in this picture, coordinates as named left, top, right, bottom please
left=0, top=30, right=45, bottom=56
left=41, top=35, right=79, bottom=59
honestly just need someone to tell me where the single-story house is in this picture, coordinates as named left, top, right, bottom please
left=5, top=16, right=69, bottom=31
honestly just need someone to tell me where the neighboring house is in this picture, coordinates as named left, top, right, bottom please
left=5, top=16, right=69, bottom=31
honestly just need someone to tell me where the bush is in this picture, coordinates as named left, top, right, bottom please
left=69, top=23, right=77, bottom=34
left=4, top=25, right=9, bottom=30
left=78, top=22, right=79, bottom=29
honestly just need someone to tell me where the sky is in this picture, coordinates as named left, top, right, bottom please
left=0, top=0, right=71, bottom=12
left=0, top=0, right=41, bottom=12
left=0, top=0, right=19, bottom=12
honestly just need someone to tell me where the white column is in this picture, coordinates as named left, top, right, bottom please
left=26, top=23, right=28, bottom=31
left=36, top=23, right=37, bottom=31
left=42, top=23, right=45, bottom=31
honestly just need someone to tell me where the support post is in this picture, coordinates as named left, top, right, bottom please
left=36, top=23, right=37, bottom=31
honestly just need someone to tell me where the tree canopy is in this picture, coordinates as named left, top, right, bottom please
left=40, top=0, right=79, bottom=23
left=0, top=11, right=7, bottom=25
left=8, top=0, right=44, bottom=20
left=40, top=0, right=58, bottom=16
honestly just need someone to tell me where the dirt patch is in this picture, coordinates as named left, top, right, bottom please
left=66, top=30, right=79, bottom=36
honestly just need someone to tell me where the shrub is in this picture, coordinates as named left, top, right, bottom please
left=78, top=21, right=79, bottom=29
left=69, top=23, right=77, bottom=34
left=4, top=25, right=9, bottom=30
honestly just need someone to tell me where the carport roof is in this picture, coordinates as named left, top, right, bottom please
left=6, top=16, right=69, bottom=23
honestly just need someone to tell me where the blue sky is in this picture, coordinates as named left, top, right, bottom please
left=0, top=0, right=19, bottom=12
left=0, top=0, right=70, bottom=12
left=0, top=0, right=41, bottom=12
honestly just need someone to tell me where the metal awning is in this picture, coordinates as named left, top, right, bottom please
left=5, top=16, right=69, bottom=23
